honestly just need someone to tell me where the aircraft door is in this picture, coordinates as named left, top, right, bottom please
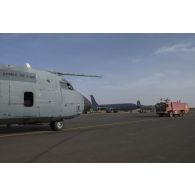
left=37, top=73, right=59, bottom=117
left=37, top=90, right=58, bottom=117
left=0, top=80, right=9, bottom=118
left=60, top=89, right=73, bottom=117
left=9, top=81, right=38, bottom=118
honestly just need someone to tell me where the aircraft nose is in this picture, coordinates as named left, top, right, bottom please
left=83, top=95, right=92, bottom=114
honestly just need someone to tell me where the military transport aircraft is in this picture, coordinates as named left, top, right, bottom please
left=0, top=64, right=100, bottom=131
left=90, top=95, right=140, bottom=113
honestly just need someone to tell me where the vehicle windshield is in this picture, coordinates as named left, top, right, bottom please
left=155, top=103, right=167, bottom=111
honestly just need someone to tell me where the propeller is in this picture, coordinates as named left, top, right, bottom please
left=49, top=71, right=101, bottom=78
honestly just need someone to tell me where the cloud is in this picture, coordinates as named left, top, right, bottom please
left=99, top=71, right=195, bottom=105
left=130, top=57, right=141, bottom=64
left=104, top=71, right=195, bottom=92
left=154, top=42, right=195, bottom=55
left=103, top=72, right=166, bottom=90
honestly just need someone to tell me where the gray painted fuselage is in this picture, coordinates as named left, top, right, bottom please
left=0, top=65, right=84, bottom=124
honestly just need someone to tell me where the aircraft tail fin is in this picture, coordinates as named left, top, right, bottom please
left=90, top=95, right=99, bottom=109
left=137, top=100, right=141, bottom=108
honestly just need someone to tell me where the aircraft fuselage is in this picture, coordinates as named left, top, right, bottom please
left=0, top=65, right=85, bottom=125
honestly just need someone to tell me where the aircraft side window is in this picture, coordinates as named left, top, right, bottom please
left=67, top=83, right=74, bottom=90
left=24, top=92, right=34, bottom=107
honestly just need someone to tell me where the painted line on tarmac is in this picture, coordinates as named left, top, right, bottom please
left=62, top=118, right=160, bottom=132
left=0, top=118, right=160, bottom=139
left=0, top=130, right=52, bottom=139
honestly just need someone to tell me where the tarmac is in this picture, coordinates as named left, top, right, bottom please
left=0, top=111, right=195, bottom=163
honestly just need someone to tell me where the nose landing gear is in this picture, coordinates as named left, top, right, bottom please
left=50, top=121, right=64, bottom=131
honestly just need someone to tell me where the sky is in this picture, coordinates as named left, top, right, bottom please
left=0, top=34, right=195, bottom=106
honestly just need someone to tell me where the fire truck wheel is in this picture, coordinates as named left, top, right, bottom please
left=169, top=112, right=174, bottom=118
left=180, top=111, right=184, bottom=117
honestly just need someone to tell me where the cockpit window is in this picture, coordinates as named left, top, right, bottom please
left=67, top=83, right=74, bottom=90
left=60, top=81, right=74, bottom=90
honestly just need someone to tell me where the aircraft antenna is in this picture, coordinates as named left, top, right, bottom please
left=25, top=63, right=32, bottom=69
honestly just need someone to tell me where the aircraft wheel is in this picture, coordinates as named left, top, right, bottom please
left=50, top=121, right=64, bottom=131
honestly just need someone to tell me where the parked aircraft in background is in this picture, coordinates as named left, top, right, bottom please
left=90, top=95, right=140, bottom=113
left=137, top=101, right=155, bottom=113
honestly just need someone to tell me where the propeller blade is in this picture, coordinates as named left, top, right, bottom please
left=49, top=71, right=101, bottom=78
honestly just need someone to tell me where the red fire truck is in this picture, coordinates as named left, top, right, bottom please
left=155, top=99, right=189, bottom=117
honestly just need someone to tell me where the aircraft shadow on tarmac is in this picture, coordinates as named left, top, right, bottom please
left=0, top=124, right=51, bottom=135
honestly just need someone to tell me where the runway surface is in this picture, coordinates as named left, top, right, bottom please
left=0, top=111, right=195, bottom=163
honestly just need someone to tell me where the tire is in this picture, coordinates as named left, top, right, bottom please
left=106, top=109, right=111, bottom=113
left=50, top=121, right=64, bottom=131
left=169, top=112, right=174, bottom=118
left=180, top=111, right=184, bottom=117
